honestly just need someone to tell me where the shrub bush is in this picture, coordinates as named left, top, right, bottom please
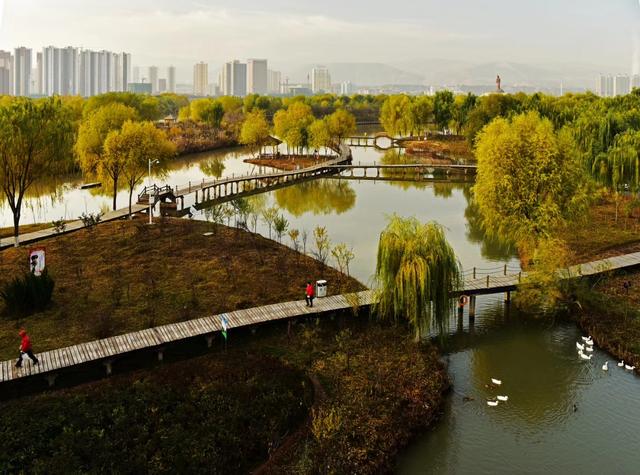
left=0, top=270, right=55, bottom=318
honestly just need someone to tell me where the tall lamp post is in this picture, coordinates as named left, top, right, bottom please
left=148, top=159, right=159, bottom=225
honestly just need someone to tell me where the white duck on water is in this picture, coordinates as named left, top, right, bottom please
left=491, top=378, right=502, bottom=386
left=576, top=342, right=585, bottom=351
left=497, top=395, right=509, bottom=402
left=618, top=361, right=625, bottom=367
left=602, top=361, right=609, bottom=371
left=582, top=336, right=592, bottom=342
left=579, top=351, right=593, bottom=360
left=487, top=400, right=499, bottom=407
left=625, top=364, right=636, bottom=371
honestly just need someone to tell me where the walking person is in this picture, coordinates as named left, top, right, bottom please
left=305, top=281, right=315, bottom=307
left=15, top=329, right=38, bottom=368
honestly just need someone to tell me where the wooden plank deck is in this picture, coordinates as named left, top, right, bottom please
left=2, top=249, right=640, bottom=385
left=0, top=290, right=375, bottom=384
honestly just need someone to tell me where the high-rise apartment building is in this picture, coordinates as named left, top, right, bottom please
left=42, top=46, right=79, bottom=95
left=13, top=47, right=32, bottom=96
left=193, top=62, right=209, bottom=96
left=268, top=69, right=281, bottom=94
left=221, top=60, right=247, bottom=96
left=247, top=59, right=268, bottom=94
left=167, top=66, right=176, bottom=93
left=340, top=81, right=354, bottom=96
left=148, top=66, right=159, bottom=94
left=613, top=74, right=630, bottom=97
left=311, top=66, right=331, bottom=94
left=597, top=75, right=614, bottom=97
left=0, top=50, right=13, bottom=95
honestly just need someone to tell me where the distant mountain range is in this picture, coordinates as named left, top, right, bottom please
left=289, top=60, right=614, bottom=90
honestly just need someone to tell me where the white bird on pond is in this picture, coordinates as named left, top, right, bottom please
left=579, top=351, right=592, bottom=360
left=585, top=346, right=594, bottom=353
left=491, top=378, right=502, bottom=386
left=487, top=400, right=499, bottom=407
left=602, top=361, right=609, bottom=371
left=581, top=336, right=592, bottom=342
left=618, top=361, right=625, bottom=367
left=585, top=339, right=594, bottom=346
left=497, top=395, right=509, bottom=402
left=625, top=364, right=636, bottom=371
left=576, top=342, right=585, bottom=351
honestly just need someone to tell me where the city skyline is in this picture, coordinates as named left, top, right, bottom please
left=2, top=0, right=640, bottom=86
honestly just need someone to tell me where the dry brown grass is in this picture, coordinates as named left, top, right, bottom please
left=560, top=195, right=640, bottom=265
left=405, top=136, right=474, bottom=161
left=0, top=217, right=365, bottom=360
left=245, top=156, right=333, bottom=171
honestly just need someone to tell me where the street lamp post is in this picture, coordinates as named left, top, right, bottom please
left=148, top=159, right=159, bottom=225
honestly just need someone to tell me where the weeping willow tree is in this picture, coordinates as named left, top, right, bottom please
left=374, top=216, right=462, bottom=340
left=591, top=130, right=640, bottom=191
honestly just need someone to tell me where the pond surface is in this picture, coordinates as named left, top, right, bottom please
left=4, top=140, right=640, bottom=474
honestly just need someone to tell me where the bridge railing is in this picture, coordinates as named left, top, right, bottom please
left=461, top=264, right=522, bottom=280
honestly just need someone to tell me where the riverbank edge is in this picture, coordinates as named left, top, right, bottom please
left=254, top=322, right=452, bottom=474
left=569, top=285, right=640, bottom=371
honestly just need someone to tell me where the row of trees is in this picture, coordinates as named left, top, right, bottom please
left=0, top=95, right=177, bottom=245
left=242, top=104, right=357, bottom=155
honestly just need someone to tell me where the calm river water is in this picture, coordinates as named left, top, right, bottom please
left=4, top=141, right=640, bottom=474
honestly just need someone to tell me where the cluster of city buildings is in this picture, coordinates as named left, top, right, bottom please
left=0, top=45, right=359, bottom=98
left=192, top=60, right=342, bottom=97
left=0, top=46, right=139, bottom=97
left=596, top=74, right=640, bottom=97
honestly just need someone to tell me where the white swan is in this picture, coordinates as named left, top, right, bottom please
left=487, top=400, right=499, bottom=407
left=576, top=342, right=584, bottom=351
left=602, top=361, right=608, bottom=371
left=491, top=378, right=502, bottom=386
left=618, top=361, right=624, bottom=367
left=579, top=352, right=592, bottom=360
left=497, top=395, right=509, bottom=402
left=585, top=346, right=594, bottom=353
left=625, top=364, right=636, bottom=371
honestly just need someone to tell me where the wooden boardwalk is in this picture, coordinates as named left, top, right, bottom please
left=0, top=204, right=147, bottom=250
left=0, top=291, right=376, bottom=385
left=169, top=145, right=353, bottom=209
left=2, top=249, right=640, bottom=385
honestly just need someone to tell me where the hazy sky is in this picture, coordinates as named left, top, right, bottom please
left=1, top=0, right=639, bottom=80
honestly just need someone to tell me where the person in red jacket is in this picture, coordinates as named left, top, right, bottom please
left=305, top=281, right=315, bottom=307
left=15, top=329, right=38, bottom=368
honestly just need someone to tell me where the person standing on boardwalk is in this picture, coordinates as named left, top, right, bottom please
left=15, top=329, right=38, bottom=368
left=305, top=281, right=315, bottom=307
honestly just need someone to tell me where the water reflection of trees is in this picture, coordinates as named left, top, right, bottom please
left=377, top=150, right=471, bottom=194
left=199, top=157, right=225, bottom=178
left=463, top=187, right=517, bottom=261
left=274, top=179, right=356, bottom=216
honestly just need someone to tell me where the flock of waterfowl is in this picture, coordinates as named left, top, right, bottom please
left=485, top=335, right=637, bottom=408
left=486, top=378, right=508, bottom=407
left=578, top=335, right=636, bottom=372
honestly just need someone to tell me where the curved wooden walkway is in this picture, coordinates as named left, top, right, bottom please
left=3, top=249, right=640, bottom=386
